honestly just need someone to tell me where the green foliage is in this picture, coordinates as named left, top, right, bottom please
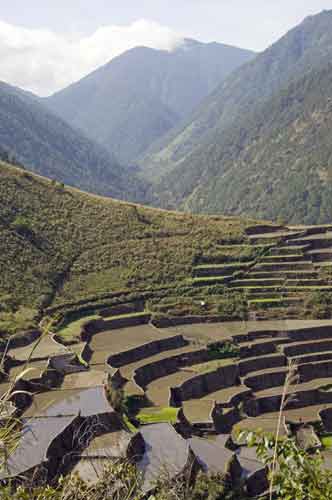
left=304, top=291, right=332, bottom=319
left=321, top=434, right=332, bottom=449
left=0, top=307, right=37, bottom=338
left=148, top=289, right=247, bottom=320
left=244, top=432, right=332, bottom=499
left=153, top=470, right=246, bottom=500
left=0, top=466, right=248, bottom=500
left=57, top=314, right=101, bottom=343
left=0, top=461, right=143, bottom=500
left=0, top=163, right=253, bottom=318
left=142, top=10, right=332, bottom=224
left=11, top=215, right=34, bottom=238
left=216, top=291, right=248, bottom=320
left=207, top=341, right=240, bottom=359
left=136, top=407, right=179, bottom=425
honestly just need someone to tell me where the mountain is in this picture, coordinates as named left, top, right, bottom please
left=141, top=10, right=332, bottom=224
left=0, top=81, right=146, bottom=201
left=44, top=41, right=255, bottom=165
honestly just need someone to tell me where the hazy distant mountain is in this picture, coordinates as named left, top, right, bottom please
left=44, top=40, right=255, bottom=164
left=0, top=81, right=146, bottom=201
left=142, top=10, right=332, bottom=224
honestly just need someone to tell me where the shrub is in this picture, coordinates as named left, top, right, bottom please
left=207, top=341, right=240, bottom=359
left=244, top=432, right=332, bottom=500
left=304, top=291, right=332, bottom=319
left=11, top=215, right=34, bottom=239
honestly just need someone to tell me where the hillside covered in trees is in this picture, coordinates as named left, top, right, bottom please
left=140, top=10, right=332, bottom=224
left=45, top=40, right=254, bottom=165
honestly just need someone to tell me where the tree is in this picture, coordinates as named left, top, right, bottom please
left=243, top=432, right=332, bottom=499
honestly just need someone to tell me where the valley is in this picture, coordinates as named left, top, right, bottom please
left=2, top=5, right=332, bottom=498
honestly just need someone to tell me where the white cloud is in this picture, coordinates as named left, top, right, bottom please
left=0, top=19, right=184, bottom=96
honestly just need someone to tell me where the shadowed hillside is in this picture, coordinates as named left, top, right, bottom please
left=0, top=81, right=146, bottom=202
left=45, top=41, right=254, bottom=164
left=141, top=10, right=332, bottom=224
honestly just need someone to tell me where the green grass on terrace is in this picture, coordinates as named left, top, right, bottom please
left=191, top=276, right=232, bottom=283
left=190, top=358, right=237, bottom=373
left=194, top=262, right=253, bottom=269
left=103, top=311, right=149, bottom=321
left=136, top=407, right=179, bottom=425
left=58, top=311, right=150, bottom=342
left=57, top=314, right=101, bottom=341
left=321, top=434, right=332, bottom=448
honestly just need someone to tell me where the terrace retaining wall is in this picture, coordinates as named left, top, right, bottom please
left=245, top=388, right=332, bottom=417
left=284, top=340, right=332, bottom=357
left=298, top=361, right=332, bottom=383
left=244, top=370, right=287, bottom=392
left=6, top=329, right=41, bottom=350
left=319, top=408, right=332, bottom=432
left=108, top=335, right=188, bottom=368
left=151, top=315, right=228, bottom=328
left=28, top=360, right=64, bottom=391
left=212, top=405, right=242, bottom=433
left=99, top=301, right=145, bottom=317
left=170, top=365, right=239, bottom=404
left=239, top=355, right=286, bottom=377
left=245, top=225, right=284, bottom=236
left=82, top=314, right=151, bottom=341
left=134, top=349, right=218, bottom=389
left=39, top=412, right=122, bottom=482
left=235, top=325, right=332, bottom=345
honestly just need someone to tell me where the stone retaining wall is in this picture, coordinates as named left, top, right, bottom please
left=108, top=335, right=188, bottom=368
left=82, top=314, right=151, bottom=341
left=284, top=340, right=332, bottom=357
left=298, top=360, right=332, bottom=383
left=134, top=349, right=217, bottom=389
left=239, top=355, right=286, bottom=377
left=245, top=388, right=332, bottom=417
left=99, top=301, right=145, bottom=317
left=240, top=341, right=279, bottom=359
left=244, top=370, right=287, bottom=392
left=245, top=225, right=284, bottom=235
left=320, top=408, right=332, bottom=432
left=151, top=315, right=228, bottom=328
left=212, top=405, right=242, bottom=433
left=170, top=365, right=239, bottom=404
left=6, top=329, right=41, bottom=350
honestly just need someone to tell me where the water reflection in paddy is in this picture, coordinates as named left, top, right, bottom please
left=61, top=370, right=106, bottom=390
left=89, top=324, right=168, bottom=367
left=82, top=429, right=130, bottom=457
left=0, top=416, right=75, bottom=480
left=24, top=386, right=112, bottom=418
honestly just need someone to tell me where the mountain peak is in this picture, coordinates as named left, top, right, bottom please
left=45, top=39, right=254, bottom=165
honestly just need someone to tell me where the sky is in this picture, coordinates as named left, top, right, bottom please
left=0, top=0, right=331, bottom=96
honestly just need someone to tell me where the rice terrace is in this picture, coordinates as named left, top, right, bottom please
left=2, top=160, right=332, bottom=497
left=3, top=6, right=332, bottom=497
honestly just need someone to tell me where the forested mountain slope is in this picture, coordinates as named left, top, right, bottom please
left=0, top=81, right=146, bottom=202
left=45, top=41, right=254, bottom=164
left=142, top=10, right=332, bottom=224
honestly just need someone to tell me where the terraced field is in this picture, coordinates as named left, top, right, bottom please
left=3, top=223, right=332, bottom=497
left=193, top=223, right=332, bottom=318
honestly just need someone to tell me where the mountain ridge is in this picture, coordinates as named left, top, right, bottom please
left=44, top=41, right=255, bottom=164
left=141, top=9, right=332, bottom=224
left=0, top=80, right=147, bottom=202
